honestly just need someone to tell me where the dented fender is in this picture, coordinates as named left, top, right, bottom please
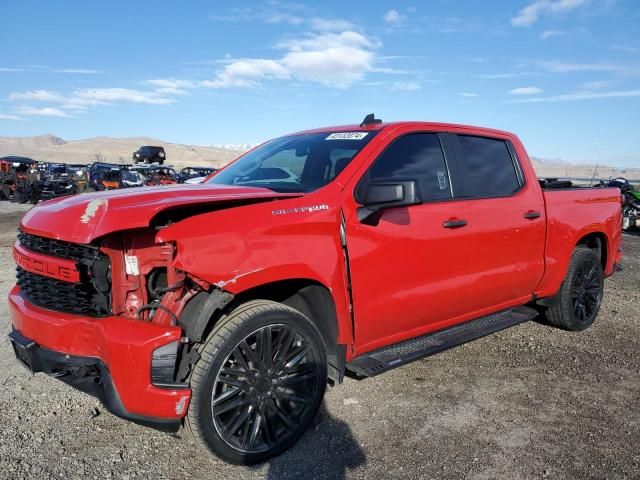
left=155, top=185, right=355, bottom=347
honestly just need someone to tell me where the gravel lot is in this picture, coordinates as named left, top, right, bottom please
left=1, top=200, right=639, bottom=480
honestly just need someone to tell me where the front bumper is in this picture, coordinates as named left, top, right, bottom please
left=8, top=286, right=191, bottom=432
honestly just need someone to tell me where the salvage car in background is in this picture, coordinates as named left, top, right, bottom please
left=0, top=156, right=36, bottom=202
left=144, top=166, right=178, bottom=186
left=38, top=163, right=76, bottom=200
left=179, top=166, right=217, bottom=183
left=133, top=145, right=166, bottom=165
left=121, top=169, right=145, bottom=188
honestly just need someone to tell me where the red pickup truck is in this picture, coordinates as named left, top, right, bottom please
left=8, top=116, right=622, bottom=464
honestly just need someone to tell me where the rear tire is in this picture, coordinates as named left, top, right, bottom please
left=544, top=248, right=604, bottom=331
left=187, top=300, right=327, bottom=465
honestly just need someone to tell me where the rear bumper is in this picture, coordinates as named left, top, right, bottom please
left=8, top=286, right=191, bottom=430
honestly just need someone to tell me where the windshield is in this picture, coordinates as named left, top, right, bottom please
left=207, top=131, right=378, bottom=193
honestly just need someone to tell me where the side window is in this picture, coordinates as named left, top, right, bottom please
left=363, top=133, right=452, bottom=202
left=454, top=135, right=521, bottom=198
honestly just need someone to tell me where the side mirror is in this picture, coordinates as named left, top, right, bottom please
left=357, top=180, right=420, bottom=224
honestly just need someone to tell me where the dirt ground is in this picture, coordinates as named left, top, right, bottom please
left=1, top=201, right=639, bottom=480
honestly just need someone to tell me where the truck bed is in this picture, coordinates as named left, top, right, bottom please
left=536, top=186, right=622, bottom=298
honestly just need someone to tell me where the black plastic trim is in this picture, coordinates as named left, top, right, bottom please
left=346, top=306, right=538, bottom=377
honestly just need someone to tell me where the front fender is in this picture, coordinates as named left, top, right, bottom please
left=156, top=188, right=354, bottom=346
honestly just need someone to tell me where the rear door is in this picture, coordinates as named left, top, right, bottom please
left=343, top=130, right=475, bottom=354
left=448, top=133, right=546, bottom=314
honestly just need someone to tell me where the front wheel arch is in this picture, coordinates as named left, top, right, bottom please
left=178, top=280, right=346, bottom=386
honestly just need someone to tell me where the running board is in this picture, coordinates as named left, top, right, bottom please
left=346, top=306, right=538, bottom=377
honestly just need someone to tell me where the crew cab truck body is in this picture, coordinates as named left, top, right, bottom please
left=8, top=118, right=622, bottom=464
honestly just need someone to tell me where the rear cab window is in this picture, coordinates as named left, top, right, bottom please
left=451, top=135, right=523, bottom=199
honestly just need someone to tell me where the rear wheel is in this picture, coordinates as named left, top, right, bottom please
left=544, top=248, right=604, bottom=331
left=187, top=300, right=327, bottom=464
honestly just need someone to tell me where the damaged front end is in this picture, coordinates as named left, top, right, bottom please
left=100, top=229, right=235, bottom=388
left=9, top=226, right=236, bottom=430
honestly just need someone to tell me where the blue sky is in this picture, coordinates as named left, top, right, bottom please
left=1, top=0, right=639, bottom=166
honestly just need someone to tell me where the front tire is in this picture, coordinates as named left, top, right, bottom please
left=544, top=248, right=604, bottom=331
left=187, top=300, right=327, bottom=465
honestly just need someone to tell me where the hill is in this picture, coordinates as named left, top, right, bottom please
left=0, top=134, right=638, bottom=180
left=0, top=134, right=242, bottom=169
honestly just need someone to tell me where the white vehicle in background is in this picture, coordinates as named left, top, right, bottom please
left=184, top=176, right=207, bottom=184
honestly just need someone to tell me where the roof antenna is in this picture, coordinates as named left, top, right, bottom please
left=360, top=113, right=382, bottom=127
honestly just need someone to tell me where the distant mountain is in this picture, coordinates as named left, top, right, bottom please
left=210, top=143, right=258, bottom=151
left=0, top=134, right=244, bottom=169
left=0, top=134, right=637, bottom=180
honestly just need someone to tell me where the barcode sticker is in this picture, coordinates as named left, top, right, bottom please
left=325, top=132, right=369, bottom=140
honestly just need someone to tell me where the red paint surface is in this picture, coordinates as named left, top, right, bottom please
left=10, top=121, right=622, bottom=421
left=13, top=241, right=80, bottom=283
left=9, top=286, right=189, bottom=418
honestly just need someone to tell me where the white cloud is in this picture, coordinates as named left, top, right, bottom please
left=277, top=31, right=376, bottom=52
left=201, top=59, right=290, bottom=88
left=71, top=88, right=177, bottom=105
left=204, top=31, right=378, bottom=89
left=0, top=67, right=24, bottom=72
left=460, top=92, right=479, bottom=97
left=509, top=86, right=543, bottom=95
left=512, top=89, right=640, bottom=102
left=264, top=12, right=304, bottom=25
left=309, top=18, right=355, bottom=32
left=0, top=113, right=22, bottom=120
left=9, top=90, right=65, bottom=102
left=392, top=81, right=421, bottom=91
left=8, top=87, right=179, bottom=117
left=540, top=30, right=565, bottom=39
left=511, top=0, right=585, bottom=27
left=146, top=79, right=197, bottom=89
left=53, top=68, right=102, bottom=74
left=384, top=10, right=406, bottom=25
left=209, top=5, right=304, bottom=26
left=475, top=72, right=534, bottom=79
left=16, top=106, right=70, bottom=118
left=612, top=44, right=640, bottom=54
left=579, top=80, right=611, bottom=90
left=536, top=60, right=624, bottom=73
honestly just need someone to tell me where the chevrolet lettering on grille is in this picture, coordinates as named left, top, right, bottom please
left=13, top=242, right=80, bottom=283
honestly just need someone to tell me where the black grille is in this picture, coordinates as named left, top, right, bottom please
left=16, top=233, right=111, bottom=317
left=17, top=267, right=111, bottom=317
left=17, top=231, right=99, bottom=262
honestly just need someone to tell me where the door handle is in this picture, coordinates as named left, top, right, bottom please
left=523, top=210, right=542, bottom=220
left=443, top=218, right=468, bottom=228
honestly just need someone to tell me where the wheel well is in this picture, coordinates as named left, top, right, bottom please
left=226, top=279, right=346, bottom=384
left=576, top=232, right=607, bottom=269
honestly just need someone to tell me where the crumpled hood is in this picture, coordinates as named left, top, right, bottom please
left=21, top=183, right=301, bottom=244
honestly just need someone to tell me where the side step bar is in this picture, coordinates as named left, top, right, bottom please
left=346, top=305, right=538, bottom=377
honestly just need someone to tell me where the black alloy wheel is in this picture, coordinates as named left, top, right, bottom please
left=187, top=300, right=327, bottom=465
left=211, top=324, right=322, bottom=454
left=571, top=256, right=602, bottom=325
left=544, top=247, right=604, bottom=331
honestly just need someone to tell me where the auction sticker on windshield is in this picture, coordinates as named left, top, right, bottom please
left=325, top=132, right=369, bottom=140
